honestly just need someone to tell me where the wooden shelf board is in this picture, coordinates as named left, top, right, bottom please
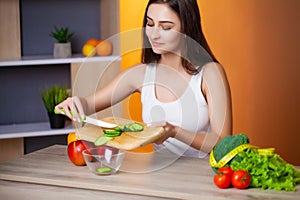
left=0, top=122, right=75, bottom=139
left=0, top=54, right=121, bottom=67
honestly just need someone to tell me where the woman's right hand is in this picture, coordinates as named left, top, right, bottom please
left=54, top=96, right=85, bottom=122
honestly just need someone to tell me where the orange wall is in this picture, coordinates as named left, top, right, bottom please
left=120, top=0, right=148, bottom=122
left=120, top=0, right=300, bottom=165
left=200, top=0, right=300, bottom=165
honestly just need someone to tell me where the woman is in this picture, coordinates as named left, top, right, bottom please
left=56, top=0, right=232, bottom=158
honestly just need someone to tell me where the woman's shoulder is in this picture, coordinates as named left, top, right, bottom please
left=120, top=63, right=147, bottom=88
left=201, top=62, right=227, bottom=77
left=123, top=63, right=147, bottom=73
left=202, top=61, right=224, bottom=71
left=119, top=63, right=146, bottom=77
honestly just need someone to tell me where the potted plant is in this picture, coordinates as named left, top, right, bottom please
left=50, top=26, right=74, bottom=58
left=41, top=85, right=69, bottom=128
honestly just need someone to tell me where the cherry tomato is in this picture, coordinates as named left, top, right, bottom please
left=231, top=170, right=251, bottom=189
left=217, top=166, right=234, bottom=177
left=214, top=172, right=231, bottom=189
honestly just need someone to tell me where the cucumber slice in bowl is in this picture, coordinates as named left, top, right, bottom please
left=96, top=167, right=112, bottom=173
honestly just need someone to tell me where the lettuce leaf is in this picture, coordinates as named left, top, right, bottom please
left=230, top=148, right=300, bottom=191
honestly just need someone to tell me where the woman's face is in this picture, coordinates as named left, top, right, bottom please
left=145, top=3, right=182, bottom=55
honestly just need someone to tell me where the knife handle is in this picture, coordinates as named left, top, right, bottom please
left=54, top=108, right=85, bottom=125
left=54, top=108, right=76, bottom=116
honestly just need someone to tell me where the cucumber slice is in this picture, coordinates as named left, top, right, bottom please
left=96, top=167, right=112, bottom=173
left=94, top=136, right=114, bottom=146
left=123, top=122, right=144, bottom=132
left=115, top=126, right=124, bottom=132
left=103, top=129, right=122, bottom=137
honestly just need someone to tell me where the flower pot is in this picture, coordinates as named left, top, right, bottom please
left=53, top=42, right=72, bottom=58
left=48, top=112, right=66, bottom=129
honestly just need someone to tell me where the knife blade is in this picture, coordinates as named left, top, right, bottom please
left=54, top=108, right=117, bottom=128
left=83, top=116, right=117, bottom=128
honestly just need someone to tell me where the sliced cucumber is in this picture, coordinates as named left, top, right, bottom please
left=103, top=129, right=122, bottom=137
left=100, top=122, right=143, bottom=142
left=94, top=136, right=114, bottom=146
left=96, top=167, right=112, bottom=173
left=123, top=122, right=144, bottom=132
left=114, top=126, right=124, bottom=132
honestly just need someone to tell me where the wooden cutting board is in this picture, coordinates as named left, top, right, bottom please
left=76, top=117, right=164, bottom=150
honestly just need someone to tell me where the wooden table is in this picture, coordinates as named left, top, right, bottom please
left=0, top=145, right=299, bottom=200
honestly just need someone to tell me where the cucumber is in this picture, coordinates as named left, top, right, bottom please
left=123, top=122, right=144, bottom=132
left=114, top=126, right=124, bottom=132
left=94, top=136, right=114, bottom=146
left=103, top=129, right=122, bottom=137
left=96, top=167, right=112, bottom=173
left=100, top=122, right=143, bottom=142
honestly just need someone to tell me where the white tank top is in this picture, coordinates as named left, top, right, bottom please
left=141, top=63, right=210, bottom=158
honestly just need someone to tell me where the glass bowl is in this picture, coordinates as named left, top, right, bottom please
left=82, top=146, right=125, bottom=175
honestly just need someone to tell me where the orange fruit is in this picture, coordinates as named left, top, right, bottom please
left=96, top=40, right=113, bottom=56
left=85, top=38, right=100, bottom=47
left=67, top=132, right=78, bottom=145
left=126, top=144, right=154, bottom=153
left=82, top=44, right=96, bottom=57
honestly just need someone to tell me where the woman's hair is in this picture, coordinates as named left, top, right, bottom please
left=141, top=0, right=218, bottom=75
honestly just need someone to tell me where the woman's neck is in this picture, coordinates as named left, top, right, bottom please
left=159, top=53, right=184, bottom=72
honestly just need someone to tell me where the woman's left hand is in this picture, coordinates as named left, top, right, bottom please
left=154, top=122, right=179, bottom=144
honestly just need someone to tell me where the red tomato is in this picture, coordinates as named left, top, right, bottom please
left=214, top=172, right=231, bottom=189
left=231, top=170, right=251, bottom=189
left=217, top=167, right=234, bottom=177
left=67, top=140, right=93, bottom=166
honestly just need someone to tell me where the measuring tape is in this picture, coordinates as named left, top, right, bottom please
left=209, top=144, right=275, bottom=168
left=257, top=148, right=275, bottom=156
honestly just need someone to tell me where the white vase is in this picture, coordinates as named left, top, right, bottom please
left=53, top=42, right=72, bottom=58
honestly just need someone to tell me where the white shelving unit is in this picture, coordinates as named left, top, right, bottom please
left=0, top=54, right=121, bottom=67
left=0, top=0, right=121, bottom=161
left=0, top=54, right=120, bottom=139
left=0, top=122, right=75, bottom=139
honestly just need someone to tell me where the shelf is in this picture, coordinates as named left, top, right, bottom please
left=0, top=122, right=75, bottom=139
left=0, top=54, right=121, bottom=67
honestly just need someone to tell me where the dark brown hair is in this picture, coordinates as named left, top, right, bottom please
left=141, top=0, right=218, bottom=74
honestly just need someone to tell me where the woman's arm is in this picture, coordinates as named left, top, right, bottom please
left=55, top=64, right=146, bottom=120
left=87, top=64, right=146, bottom=114
left=157, top=62, right=232, bottom=153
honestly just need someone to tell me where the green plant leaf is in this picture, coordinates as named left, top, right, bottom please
left=50, top=26, right=74, bottom=43
left=41, top=85, right=69, bottom=113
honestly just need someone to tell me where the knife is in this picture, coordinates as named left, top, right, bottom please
left=82, top=115, right=117, bottom=128
left=54, top=108, right=117, bottom=128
